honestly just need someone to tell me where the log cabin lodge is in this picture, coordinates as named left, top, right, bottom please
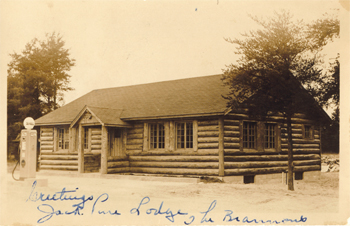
left=35, top=74, right=329, bottom=183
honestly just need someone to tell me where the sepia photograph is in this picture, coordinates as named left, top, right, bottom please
left=0, top=0, right=349, bottom=225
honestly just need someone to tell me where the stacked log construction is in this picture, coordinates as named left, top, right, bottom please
left=90, top=127, right=102, bottom=152
left=39, top=127, right=79, bottom=171
left=223, top=113, right=321, bottom=176
left=107, top=156, right=130, bottom=174
left=84, top=153, right=101, bottom=172
left=122, top=119, right=220, bottom=176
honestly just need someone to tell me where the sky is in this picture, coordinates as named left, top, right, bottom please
left=0, top=0, right=344, bottom=107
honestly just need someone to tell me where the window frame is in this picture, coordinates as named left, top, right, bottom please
left=303, top=125, right=314, bottom=140
left=149, top=123, right=165, bottom=150
left=57, top=126, right=69, bottom=150
left=264, top=123, right=277, bottom=150
left=175, top=121, right=194, bottom=150
left=240, top=120, right=280, bottom=152
left=242, top=121, right=257, bottom=150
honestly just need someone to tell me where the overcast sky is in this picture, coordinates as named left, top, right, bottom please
left=0, top=0, right=343, bottom=107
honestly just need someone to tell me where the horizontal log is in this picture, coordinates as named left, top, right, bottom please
left=294, top=160, right=320, bottom=166
left=91, top=145, right=102, bottom=150
left=224, top=143, right=240, bottom=149
left=198, top=137, right=218, bottom=143
left=198, top=131, right=219, bottom=137
left=40, top=151, right=77, bottom=155
left=225, top=161, right=287, bottom=169
left=224, top=126, right=240, bottom=132
left=224, top=149, right=282, bottom=155
left=108, top=167, right=130, bottom=174
left=108, top=155, right=128, bottom=161
left=127, top=149, right=219, bottom=156
left=128, top=128, right=144, bottom=135
left=91, top=135, right=101, bottom=140
left=41, top=155, right=78, bottom=160
left=130, top=167, right=218, bottom=176
left=41, top=128, right=53, bottom=133
left=126, top=144, right=143, bottom=150
left=129, top=155, right=219, bottom=162
left=40, top=141, right=53, bottom=145
left=225, top=167, right=286, bottom=176
left=127, top=139, right=143, bottom=145
left=294, top=165, right=321, bottom=172
left=91, top=140, right=101, bottom=145
left=223, top=119, right=240, bottom=126
left=281, top=138, right=320, bottom=144
left=41, top=132, right=53, bottom=137
left=314, top=135, right=320, bottom=139
left=292, top=128, right=303, bottom=133
left=281, top=144, right=320, bottom=148
left=127, top=133, right=143, bottom=139
left=91, top=130, right=102, bottom=135
left=40, top=165, right=78, bottom=171
left=108, top=161, right=130, bottom=168
left=198, top=120, right=218, bottom=126
left=281, top=149, right=320, bottom=154
left=198, top=143, right=218, bottom=149
left=40, top=160, right=78, bottom=165
left=225, top=154, right=320, bottom=162
left=41, top=145, right=54, bottom=150
left=198, top=125, right=219, bottom=132
left=130, top=161, right=219, bottom=169
left=224, top=137, right=240, bottom=143
left=224, top=131, right=240, bottom=137
left=40, top=137, right=53, bottom=141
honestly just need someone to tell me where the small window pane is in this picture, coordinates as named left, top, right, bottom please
left=243, top=122, right=256, bottom=149
left=264, top=124, right=275, bottom=149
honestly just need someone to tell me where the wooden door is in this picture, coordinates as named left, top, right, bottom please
left=109, top=128, right=122, bottom=156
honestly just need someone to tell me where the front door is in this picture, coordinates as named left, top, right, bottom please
left=109, top=128, right=122, bottom=156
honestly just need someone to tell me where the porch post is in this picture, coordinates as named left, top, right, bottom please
left=101, top=125, right=108, bottom=174
left=218, top=116, right=225, bottom=177
left=78, top=124, right=84, bottom=173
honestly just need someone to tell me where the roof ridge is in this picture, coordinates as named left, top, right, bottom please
left=87, top=106, right=124, bottom=110
left=90, top=74, right=223, bottom=92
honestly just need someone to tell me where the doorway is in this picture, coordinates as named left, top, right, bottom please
left=109, top=128, right=123, bottom=156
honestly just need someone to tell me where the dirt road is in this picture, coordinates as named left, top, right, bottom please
left=1, top=169, right=343, bottom=226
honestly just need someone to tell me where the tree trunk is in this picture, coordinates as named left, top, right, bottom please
left=287, top=114, right=294, bottom=191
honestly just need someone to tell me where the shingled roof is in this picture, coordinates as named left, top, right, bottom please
left=35, top=74, right=230, bottom=126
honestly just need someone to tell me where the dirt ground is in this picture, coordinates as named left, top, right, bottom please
left=1, top=161, right=344, bottom=226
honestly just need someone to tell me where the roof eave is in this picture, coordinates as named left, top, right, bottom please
left=121, top=112, right=225, bottom=121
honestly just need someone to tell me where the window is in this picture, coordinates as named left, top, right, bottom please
left=176, top=122, right=193, bottom=149
left=58, top=127, right=69, bottom=150
left=84, top=127, right=89, bottom=150
left=264, top=123, right=276, bottom=149
left=304, top=125, right=313, bottom=139
left=243, top=122, right=257, bottom=149
left=149, top=123, right=165, bottom=149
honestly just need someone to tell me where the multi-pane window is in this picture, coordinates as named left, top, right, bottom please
left=58, top=127, right=69, bottom=150
left=83, top=127, right=89, bottom=149
left=243, top=122, right=256, bottom=149
left=264, top=123, right=276, bottom=149
left=176, top=122, right=193, bottom=149
left=149, top=123, right=165, bottom=149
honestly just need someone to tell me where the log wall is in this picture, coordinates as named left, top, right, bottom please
left=223, top=113, right=321, bottom=176
left=90, top=127, right=102, bottom=152
left=108, top=119, right=220, bottom=175
left=84, top=153, right=101, bottom=172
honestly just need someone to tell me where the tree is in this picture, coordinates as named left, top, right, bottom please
left=222, top=11, right=334, bottom=190
left=7, top=32, right=75, bottom=158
